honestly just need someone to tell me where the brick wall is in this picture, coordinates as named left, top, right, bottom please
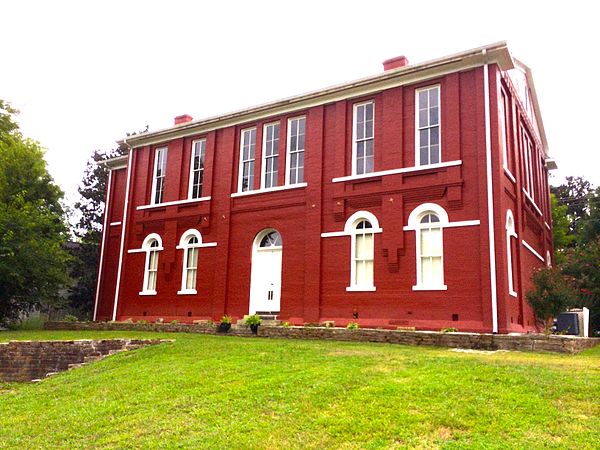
left=0, top=338, right=165, bottom=382
left=43, top=322, right=599, bottom=354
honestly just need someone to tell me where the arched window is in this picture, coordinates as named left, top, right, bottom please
left=141, top=234, right=163, bottom=295
left=407, top=203, right=447, bottom=290
left=177, top=229, right=203, bottom=294
left=259, top=231, right=282, bottom=248
left=344, top=211, right=379, bottom=291
left=506, top=210, right=517, bottom=297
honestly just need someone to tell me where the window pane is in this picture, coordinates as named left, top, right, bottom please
left=365, top=155, right=374, bottom=173
left=430, top=107, right=439, bottom=126
left=429, top=88, right=438, bottom=107
left=186, top=268, right=196, bottom=290
left=431, top=257, right=442, bottom=283
left=297, top=167, right=304, bottom=183
left=430, top=145, right=439, bottom=164
left=419, top=109, right=428, bottom=127
left=365, top=139, right=374, bottom=156
left=419, top=90, right=428, bottom=107
left=147, top=271, right=156, bottom=291
left=430, top=126, right=439, bottom=145
left=420, top=147, right=429, bottom=165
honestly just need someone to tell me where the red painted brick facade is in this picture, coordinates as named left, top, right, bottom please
left=95, top=43, right=553, bottom=333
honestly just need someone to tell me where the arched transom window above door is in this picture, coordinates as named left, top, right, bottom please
left=259, top=231, right=282, bottom=248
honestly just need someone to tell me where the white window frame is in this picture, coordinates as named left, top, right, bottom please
left=506, top=210, right=518, bottom=297
left=140, top=233, right=163, bottom=295
left=522, top=129, right=535, bottom=200
left=177, top=229, right=202, bottom=295
left=151, top=147, right=168, bottom=204
left=261, top=122, right=280, bottom=189
left=286, top=116, right=306, bottom=185
left=407, top=203, right=448, bottom=291
left=415, top=85, right=441, bottom=166
left=238, top=127, right=257, bottom=193
left=188, top=139, right=206, bottom=199
left=344, top=211, right=380, bottom=291
left=352, top=101, right=375, bottom=176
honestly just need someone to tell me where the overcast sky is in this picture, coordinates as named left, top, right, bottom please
left=2, top=1, right=598, bottom=206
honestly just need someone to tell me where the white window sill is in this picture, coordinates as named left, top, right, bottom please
left=522, top=189, right=543, bottom=216
left=139, top=290, right=157, bottom=296
left=346, top=286, right=376, bottom=292
left=137, top=196, right=211, bottom=211
left=412, top=285, right=448, bottom=291
left=509, top=290, right=518, bottom=298
left=177, top=289, right=197, bottom=295
left=332, top=160, right=462, bottom=183
left=231, top=182, right=307, bottom=198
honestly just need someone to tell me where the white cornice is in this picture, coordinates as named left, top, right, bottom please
left=116, top=42, right=514, bottom=150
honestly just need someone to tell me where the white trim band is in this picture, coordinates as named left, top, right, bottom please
left=175, top=242, right=217, bottom=249
left=137, top=196, right=211, bottom=210
left=522, top=240, right=545, bottom=262
left=231, top=183, right=307, bottom=198
left=403, top=220, right=479, bottom=231
left=522, top=189, right=543, bottom=216
left=321, top=228, right=383, bottom=238
left=109, top=221, right=122, bottom=226
left=332, top=160, right=462, bottom=183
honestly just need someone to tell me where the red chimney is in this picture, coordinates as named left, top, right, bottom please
left=174, top=114, right=193, bottom=125
left=382, top=56, right=409, bottom=71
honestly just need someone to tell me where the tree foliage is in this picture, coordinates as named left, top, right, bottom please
left=526, top=267, right=577, bottom=331
left=68, top=148, right=123, bottom=318
left=0, top=100, right=71, bottom=325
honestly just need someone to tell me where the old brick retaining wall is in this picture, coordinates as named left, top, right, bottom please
left=43, top=321, right=600, bottom=354
left=0, top=339, right=166, bottom=382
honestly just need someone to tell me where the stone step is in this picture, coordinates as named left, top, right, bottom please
left=83, top=356, right=101, bottom=363
left=68, top=363, right=85, bottom=370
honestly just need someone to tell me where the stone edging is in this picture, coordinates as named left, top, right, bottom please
left=42, top=321, right=600, bottom=354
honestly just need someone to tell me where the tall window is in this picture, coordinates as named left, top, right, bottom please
left=262, top=123, right=280, bottom=189
left=353, top=219, right=374, bottom=288
left=407, top=203, right=447, bottom=290
left=522, top=128, right=534, bottom=199
left=353, top=101, right=374, bottom=175
left=499, top=90, right=513, bottom=175
left=506, top=210, right=517, bottom=297
left=287, top=116, right=305, bottom=184
left=239, top=128, right=256, bottom=192
left=141, top=234, right=163, bottom=295
left=188, top=139, right=206, bottom=199
left=416, top=85, right=440, bottom=166
left=179, top=231, right=201, bottom=293
left=151, top=147, right=168, bottom=204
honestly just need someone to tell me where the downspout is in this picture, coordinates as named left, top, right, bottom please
left=483, top=49, right=499, bottom=333
left=92, top=169, right=113, bottom=321
left=112, top=140, right=134, bottom=321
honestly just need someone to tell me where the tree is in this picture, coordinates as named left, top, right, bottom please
left=551, top=176, right=593, bottom=236
left=0, top=100, right=71, bottom=325
left=526, top=267, right=577, bottom=332
left=69, top=147, right=124, bottom=318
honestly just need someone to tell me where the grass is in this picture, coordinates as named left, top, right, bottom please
left=0, top=330, right=599, bottom=449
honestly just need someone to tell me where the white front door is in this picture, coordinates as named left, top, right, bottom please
left=249, top=230, right=282, bottom=314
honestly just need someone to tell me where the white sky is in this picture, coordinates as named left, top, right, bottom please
left=2, top=0, right=599, bottom=206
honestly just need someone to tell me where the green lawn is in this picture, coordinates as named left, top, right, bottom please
left=1, top=331, right=599, bottom=449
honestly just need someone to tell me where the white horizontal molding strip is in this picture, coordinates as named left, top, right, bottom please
left=137, top=196, right=211, bottom=211
left=403, top=219, right=480, bottom=231
left=175, top=242, right=217, bottom=249
left=522, top=240, right=545, bottom=262
left=332, top=160, right=462, bottom=183
left=503, top=167, right=516, bottom=183
left=321, top=228, right=383, bottom=238
left=109, top=221, right=122, bottom=226
left=231, top=183, right=307, bottom=198
left=128, top=246, right=164, bottom=254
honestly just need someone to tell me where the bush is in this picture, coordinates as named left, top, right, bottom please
left=281, top=321, right=291, bottom=327
left=526, top=267, right=577, bottom=332
left=170, top=320, right=179, bottom=325
left=346, top=322, right=359, bottom=330
left=137, top=320, right=148, bottom=325
left=440, top=327, right=458, bottom=333
left=63, top=314, right=78, bottom=322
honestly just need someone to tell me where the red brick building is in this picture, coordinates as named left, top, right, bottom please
left=94, top=42, right=555, bottom=333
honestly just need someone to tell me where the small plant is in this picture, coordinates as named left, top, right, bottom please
left=245, top=315, right=261, bottom=327
left=63, top=314, right=78, bottom=323
left=170, top=320, right=179, bottom=325
left=220, top=315, right=232, bottom=325
left=156, top=317, right=164, bottom=324
left=137, top=320, right=148, bottom=325
left=346, top=322, right=359, bottom=330
left=281, top=321, right=291, bottom=327
left=440, top=327, right=458, bottom=333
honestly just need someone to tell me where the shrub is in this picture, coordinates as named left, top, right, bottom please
left=170, top=320, right=179, bottom=325
left=63, top=314, right=78, bottom=322
left=346, top=322, right=359, bottom=330
left=440, top=327, right=458, bottom=333
left=137, top=320, right=148, bottom=325
left=526, top=267, right=577, bottom=332
left=281, top=321, right=291, bottom=327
